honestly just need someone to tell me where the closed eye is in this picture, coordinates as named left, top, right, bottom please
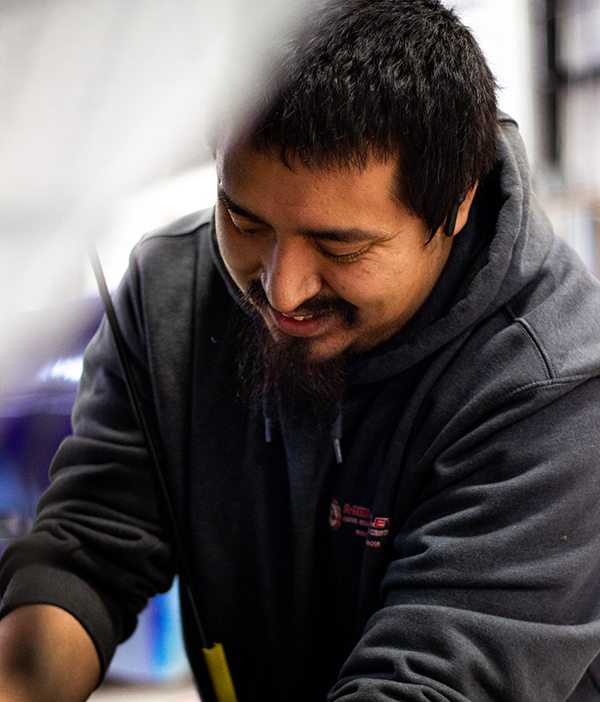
left=228, top=212, right=270, bottom=236
left=317, top=243, right=370, bottom=263
left=224, top=200, right=371, bottom=261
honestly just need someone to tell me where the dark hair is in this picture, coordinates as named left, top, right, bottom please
left=249, top=0, right=498, bottom=237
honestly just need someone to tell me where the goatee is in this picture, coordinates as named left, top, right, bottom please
left=237, top=280, right=355, bottom=421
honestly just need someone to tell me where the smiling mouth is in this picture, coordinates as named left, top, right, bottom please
left=268, top=308, right=331, bottom=338
left=280, top=312, right=315, bottom=321
left=244, top=279, right=357, bottom=330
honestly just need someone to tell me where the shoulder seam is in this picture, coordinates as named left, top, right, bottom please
left=136, top=209, right=213, bottom=246
left=496, top=374, right=590, bottom=406
left=505, top=303, right=555, bottom=380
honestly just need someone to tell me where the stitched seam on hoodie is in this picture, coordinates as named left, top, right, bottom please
left=495, top=374, right=590, bottom=406
left=505, top=304, right=555, bottom=379
left=136, top=210, right=211, bottom=244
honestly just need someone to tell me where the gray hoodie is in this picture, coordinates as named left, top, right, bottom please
left=2, top=115, right=600, bottom=701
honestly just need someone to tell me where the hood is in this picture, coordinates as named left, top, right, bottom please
left=348, top=114, right=555, bottom=384
left=211, top=114, right=553, bottom=387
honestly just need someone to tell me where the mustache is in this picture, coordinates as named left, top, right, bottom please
left=244, top=279, right=357, bottom=328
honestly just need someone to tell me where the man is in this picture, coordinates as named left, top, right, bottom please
left=2, top=1, right=600, bottom=700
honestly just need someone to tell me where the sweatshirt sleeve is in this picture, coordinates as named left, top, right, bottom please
left=329, top=377, right=600, bottom=701
left=0, top=267, right=177, bottom=677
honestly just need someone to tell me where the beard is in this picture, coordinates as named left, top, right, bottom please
left=237, top=280, right=356, bottom=421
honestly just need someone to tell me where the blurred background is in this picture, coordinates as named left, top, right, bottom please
left=1, top=0, right=599, bottom=699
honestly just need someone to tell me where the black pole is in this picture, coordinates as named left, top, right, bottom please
left=88, top=245, right=218, bottom=701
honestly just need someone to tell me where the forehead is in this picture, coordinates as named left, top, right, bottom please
left=216, top=137, right=407, bottom=231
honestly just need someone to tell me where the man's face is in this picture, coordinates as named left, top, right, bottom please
left=215, top=138, right=455, bottom=363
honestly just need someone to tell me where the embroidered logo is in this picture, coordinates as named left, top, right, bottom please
left=331, top=500, right=390, bottom=547
left=329, top=499, right=342, bottom=531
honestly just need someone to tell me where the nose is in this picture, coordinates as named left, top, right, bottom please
left=261, top=235, right=323, bottom=313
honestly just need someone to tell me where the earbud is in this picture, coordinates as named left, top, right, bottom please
left=444, top=191, right=467, bottom=238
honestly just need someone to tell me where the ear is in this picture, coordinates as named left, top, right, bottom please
left=444, top=182, right=478, bottom=238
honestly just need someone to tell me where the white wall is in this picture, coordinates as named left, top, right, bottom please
left=445, top=0, right=537, bottom=165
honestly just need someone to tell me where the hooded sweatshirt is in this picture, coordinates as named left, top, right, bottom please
left=2, top=116, right=600, bottom=702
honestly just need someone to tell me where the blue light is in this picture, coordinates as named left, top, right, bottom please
left=36, top=356, right=84, bottom=383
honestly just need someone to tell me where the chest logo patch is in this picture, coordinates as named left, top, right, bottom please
left=329, top=499, right=390, bottom=547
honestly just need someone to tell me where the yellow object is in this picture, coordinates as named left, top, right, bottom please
left=202, top=642, right=238, bottom=702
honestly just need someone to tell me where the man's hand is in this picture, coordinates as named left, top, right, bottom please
left=0, top=604, right=101, bottom=702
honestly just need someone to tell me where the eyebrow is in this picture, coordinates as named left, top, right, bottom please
left=217, top=186, right=385, bottom=244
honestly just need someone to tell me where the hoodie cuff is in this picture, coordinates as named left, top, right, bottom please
left=0, top=563, right=123, bottom=678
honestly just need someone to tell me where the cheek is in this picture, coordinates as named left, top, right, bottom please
left=326, top=262, right=377, bottom=303
left=216, top=222, right=261, bottom=286
left=329, top=261, right=399, bottom=312
left=330, top=258, right=426, bottom=321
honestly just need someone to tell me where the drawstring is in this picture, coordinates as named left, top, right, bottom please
left=261, top=393, right=343, bottom=464
left=332, top=412, right=343, bottom=464
left=264, top=416, right=273, bottom=443
left=263, top=394, right=273, bottom=443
